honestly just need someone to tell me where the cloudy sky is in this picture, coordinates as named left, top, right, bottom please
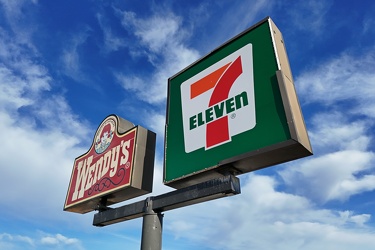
left=1, top=0, right=375, bottom=249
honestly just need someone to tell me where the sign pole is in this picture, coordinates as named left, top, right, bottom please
left=141, top=198, right=163, bottom=250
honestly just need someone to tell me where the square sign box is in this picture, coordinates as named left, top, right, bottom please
left=64, top=115, right=156, bottom=213
left=164, top=17, right=312, bottom=189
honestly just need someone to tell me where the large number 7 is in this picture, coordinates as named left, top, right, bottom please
left=190, top=56, right=243, bottom=149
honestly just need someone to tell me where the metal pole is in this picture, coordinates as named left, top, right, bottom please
left=140, top=198, right=163, bottom=250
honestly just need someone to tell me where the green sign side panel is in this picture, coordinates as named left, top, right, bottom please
left=165, top=20, right=290, bottom=182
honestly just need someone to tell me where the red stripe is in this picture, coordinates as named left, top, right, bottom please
left=206, top=117, right=229, bottom=148
left=206, top=56, right=242, bottom=148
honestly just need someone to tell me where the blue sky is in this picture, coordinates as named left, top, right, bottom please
left=1, top=0, right=375, bottom=249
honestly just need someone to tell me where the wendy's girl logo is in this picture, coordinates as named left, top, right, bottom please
left=95, top=118, right=115, bottom=154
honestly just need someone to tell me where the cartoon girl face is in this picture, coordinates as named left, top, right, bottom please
left=100, top=124, right=112, bottom=144
left=101, top=131, right=109, bottom=144
left=95, top=121, right=114, bottom=154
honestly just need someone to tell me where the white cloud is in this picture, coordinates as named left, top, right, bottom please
left=340, top=211, right=371, bottom=226
left=164, top=174, right=375, bottom=250
left=202, top=0, right=272, bottom=49
left=0, top=232, right=82, bottom=250
left=0, top=30, right=51, bottom=114
left=308, top=112, right=372, bottom=154
left=61, top=28, right=92, bottom=82
left=269, top=221, right=375, bottom=250
left=281, top=45, right=375, bottom=205
left=115, top=10, right=200, bottom=104
left=123, top=12, right=181, bottom=54
left=0, top=95, right=89, bottom=222
left=96, top=13, right=126, bottom=53
left=41, top=233, right=80, bottom=246
left=0, top=25, right=90, bottom=138
left=0, top=24, right=91, bottom=226
left=151, top=158, right=174, bottom=195
left=362, top=15, right=375, bottom=36
left=296, top=48, right=375, bottom=117
left=286, top=0, right=333, bottom=36
left=280, top=150, right=375, bottom=203
left=0, top=233, right=34, bottom=246
left=0, top=0, right=39, bottom=54
left=145, top=111, right=165, bottom=140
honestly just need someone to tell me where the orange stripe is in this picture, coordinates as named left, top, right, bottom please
left=190, top=63, right=230, bottom=99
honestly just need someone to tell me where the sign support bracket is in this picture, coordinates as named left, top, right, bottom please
left=93, top=175, right=241, bottom=249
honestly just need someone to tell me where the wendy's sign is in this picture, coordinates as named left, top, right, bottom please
left=64, top=115, right=156, bottom=214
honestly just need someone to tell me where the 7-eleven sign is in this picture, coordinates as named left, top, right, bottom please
left=180, top=44, right=256, bottom=153
left=165, top=17, right=312, bottom=188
